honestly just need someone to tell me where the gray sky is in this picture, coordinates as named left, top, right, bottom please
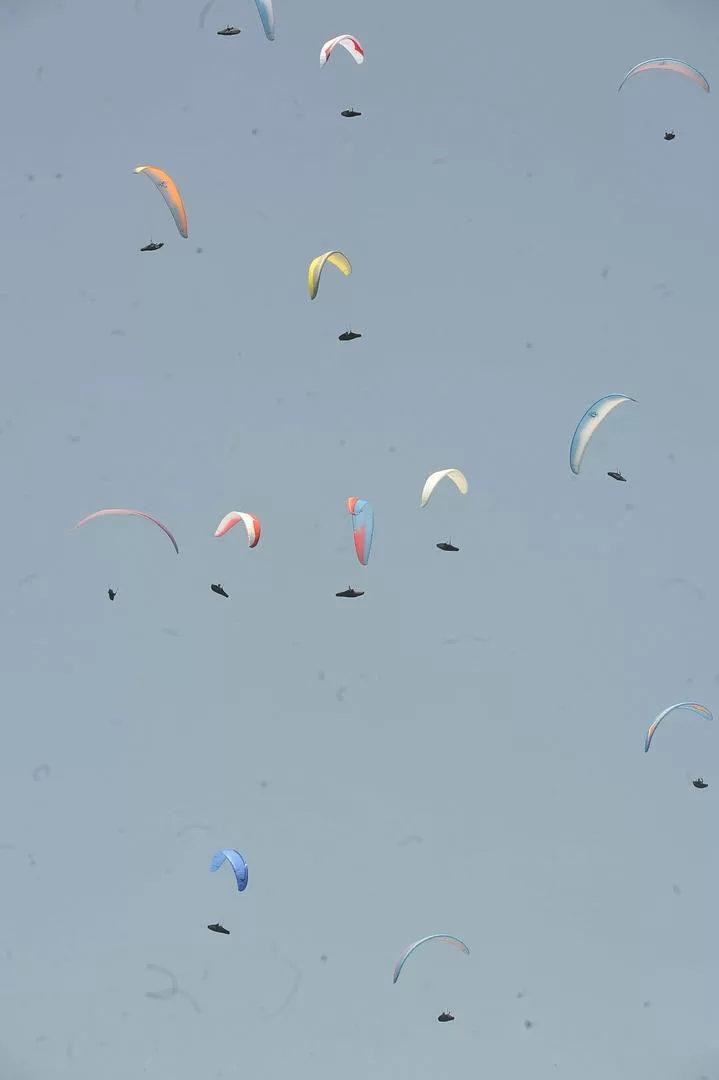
left=1, top=0, right=718, bottom=1077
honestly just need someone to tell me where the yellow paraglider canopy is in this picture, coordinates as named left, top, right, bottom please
left=308, top=251, right=352, bottom=300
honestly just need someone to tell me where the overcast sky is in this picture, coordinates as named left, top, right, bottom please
left=0, top=0, right=719, bottom=1077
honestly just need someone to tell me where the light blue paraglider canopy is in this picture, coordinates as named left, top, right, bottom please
left=569, top=395, right=636, bottom=475
left=348, top=498, right=374, bottom=566
left=210, top=849, right=249, bottom=891
left=254, top=0, right=274, bottom=40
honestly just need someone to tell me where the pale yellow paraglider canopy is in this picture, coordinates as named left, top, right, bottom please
left=308, top=251, right=352, bottom=300
left=421, top=468, right=469, bottom=508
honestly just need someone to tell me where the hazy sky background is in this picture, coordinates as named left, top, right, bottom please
left=1, top=0, right=719, bottom=1077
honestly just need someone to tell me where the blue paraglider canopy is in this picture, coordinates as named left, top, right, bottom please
left=210, top=849, right=248, bottom=891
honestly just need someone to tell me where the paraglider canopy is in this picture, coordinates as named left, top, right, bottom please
left=421, top=469, right=469, bottom=508
left=308, top=251, right=352, bottom=300
left=134, top=166, right=188, bottom=239
left=320, top=35, right=364, bottom=68
left=214, top=511, right=261, bottom=548
left=644, top=702, right=713, bottom=752
left=618, top=58, right=710, bottom=93
left=210, top=849, right=248, bottom=891
left=393, top=934, right=470, bottom=984
left=569, top=395, right=635, bottom=475
left=347, top=497, right=374, bottom=566
left=252, top=0, right=274, bottom=40
left=72, top=508, right=180, bottom=554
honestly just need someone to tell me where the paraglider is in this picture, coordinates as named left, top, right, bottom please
left=207, top=922, right=231, bottom=934
left=437, top=541, right=459, bottom=552
left=664, top=131, right=676, bottom=140
left=644, top=702, right=713, bottom=752
left=618, top=58, right=710, bottom=94
left=134, top=166, right=188, bottom=239
left=308, top=251, right=352, bottom=300
left=217, top=25, right=241, bottom=35
left=140, top=241, right=164, bottom=252
left=347, top=498, right=374, bottom=566
left=211, top=584, right=229, bottom=598
left=339, top=330, right=361, bottom=341
left=210, top=849, right=248, bottom=891
left=437, top=1011, right=455, bottom=1023
left=607, top=470, right=626, bottom=482
left=336, top=587, right=364, bottom=598
left=421, top=469, right=469, bottom=508
left=569, top=395, right=635, bottom=475
left=108, top=588, right=117, bottom=601
left=393, top=935, right=470, bottom=984
left=692, top=778, right=708, bottom=789
left=72, top=509, right=180, bottom=554
left=320, top=35, right=364, bottom=67
left=320, top=37, right=364, bottom=118
left=214, top=511, right=261, bottom=548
